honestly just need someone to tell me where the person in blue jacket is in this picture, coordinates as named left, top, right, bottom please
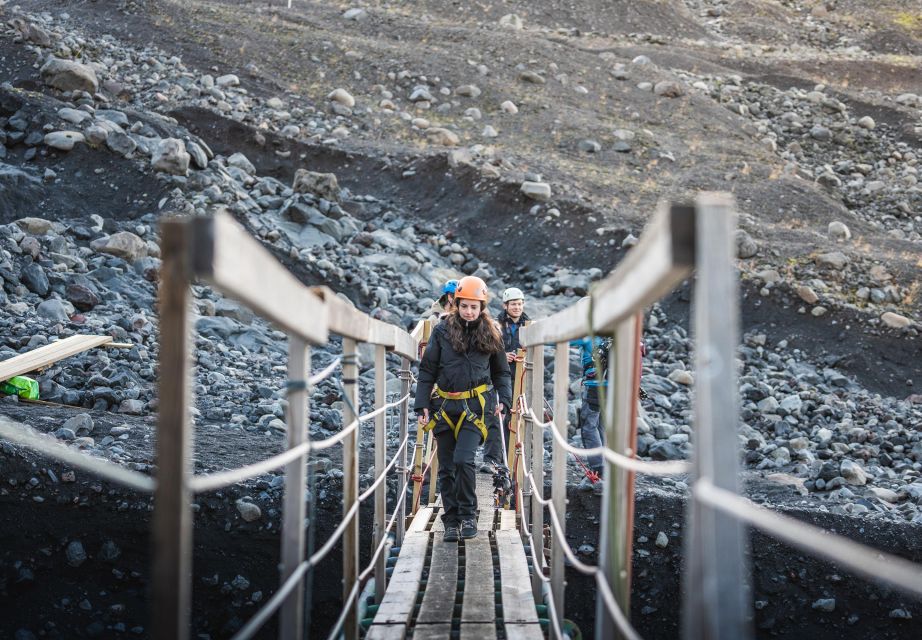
left=571, top=336, right=610, bottom=491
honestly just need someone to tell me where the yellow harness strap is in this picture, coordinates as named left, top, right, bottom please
left=424, top=383, right=491, bottom=441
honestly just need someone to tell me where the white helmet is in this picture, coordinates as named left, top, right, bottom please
left=502, top=287, right=525, bottom=303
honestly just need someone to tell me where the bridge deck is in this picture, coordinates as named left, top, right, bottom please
left=367, top=475, right=542, bottom=639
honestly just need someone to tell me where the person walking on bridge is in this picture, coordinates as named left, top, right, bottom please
left=415, top=276, right=512, bottom=542
left=481, top=287, right=531, bottom=473
left=426, top=279, right=458, bottom=324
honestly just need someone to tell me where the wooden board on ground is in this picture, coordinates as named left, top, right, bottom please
left=461, top=536, right=495, bottom=624
left=504, top=623, right=544, bottom=640
left=407, top=507, right=433, bottom=533
left=412, top=623, right=452, bottom=640
left=500, top=509, right=517, bottom=530
left=0, top=335, right=114, bottom=382
left=431, top=511, right=444, bottom=532
left=371, top=533, right=429, bottom=626
left=495, top=530, right=540, bottom=624
left=460, top=622, right=497, bottom=640
left=417, top=538, right=459, bottom=624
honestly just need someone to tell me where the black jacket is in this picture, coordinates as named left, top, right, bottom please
left=496, top=310, right=531, bottom=353
left=414, top=320, right=512, bottom=414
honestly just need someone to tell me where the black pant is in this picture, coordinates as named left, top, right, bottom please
left=435, top=423, right=482, bottom=526
left=482, top=409, right=510, bottom=469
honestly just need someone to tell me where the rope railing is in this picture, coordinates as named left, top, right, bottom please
left=518, top=397, right=690, bottom=476
left=358, top=432, right=411, bottom=503
left=188, top=393, right=411, bottom=493
left=696, top=480, right=922, bottom=598
left=0, top=417, right=156, bottom=493
left=520, top=448, right=640, bottom=640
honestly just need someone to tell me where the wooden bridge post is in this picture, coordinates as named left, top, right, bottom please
left=342, top=339, right=361, bottom=640
left=550, top=342, right=569, bottom=627
left=527, top=345, right=545, bottom=601
left=280, top=337, right=310, bottom=639
left=374, top=344, right=388, bottom=603
left=683, top=193, right=752, bottom=640
left=520, top=353, right=534, bottom=525
left=152, top=219, right=193, bottom=640
left=509, top=349, right=527, bottom=510
left=396, top=356, right=411, bottom=545
left=595, top=315, right=641, bottom=638
left=411, top=321, right=432, bottom=515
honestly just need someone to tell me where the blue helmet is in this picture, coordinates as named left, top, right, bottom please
left=442, top=279, right=459, bottom=295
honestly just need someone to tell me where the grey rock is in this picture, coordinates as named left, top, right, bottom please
left=98, top=540, right=121, bottom=562
left=151, top=138, right=190, bottom=175
left=40, top=58, right=98, bottom=93
left=66, top=284, right=100, bottom=311
left=92, top=231, right=148, bottom=262
left=653, top=81, right=685, bottom=98
left=65, top=540, right=87, bottom=567
left=186, top=141, right=208, bottom=169
left=236, top=499, right=262, bottom=522
left=648, top=440, right=684, bottom=461
left=815, top=252, right=848, bottom=270
left=840, top=459, right=868, bottom=486
left=36, top=299, right=70, bottom=322
left=293, top=169, right=341, bottom=202
left=44, top=131, right=84, bottom=151
left=812, top=598, right=835, bottom=612
left=118, top=399, right=145, bottom=415
left=810, top=125, right=832, bottom=141
left=63, top=413, right=94, bottom=436
left=106, top=131, right=137, bottom=156
left=736, top=230, right=758, bottom=258
left=227, top=152, right=256, bottom=174
left=21, top=263, right=49, bottom=296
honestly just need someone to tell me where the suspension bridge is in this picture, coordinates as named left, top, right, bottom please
left=3, top=194, right=922, bottom=640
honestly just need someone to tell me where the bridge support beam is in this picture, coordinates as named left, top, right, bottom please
left=683, top=193, right=753, bottom=640
left=342, top=339, right=360, bottom=640
left=280, top=337, right=310, bottom=639
left=374, top=344, right=388, bottom=603
left=527, top=345, right=545, bottom=602
left=550, top=342, right=569, bottom=631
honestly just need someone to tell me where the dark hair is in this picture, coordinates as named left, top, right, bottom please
left=445, top=304, right=503, bottom=354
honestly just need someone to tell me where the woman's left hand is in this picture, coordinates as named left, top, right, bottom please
left=495, top=403, right=505, bottom=416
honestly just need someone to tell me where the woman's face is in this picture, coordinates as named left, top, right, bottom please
left=457, top=298, right=482, bottom=322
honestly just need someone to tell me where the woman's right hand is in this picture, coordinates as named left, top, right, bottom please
left=417, top=408, right=429, bottom=425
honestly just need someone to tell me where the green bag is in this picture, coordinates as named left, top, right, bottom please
left=0, top=375, right=39, bottom=400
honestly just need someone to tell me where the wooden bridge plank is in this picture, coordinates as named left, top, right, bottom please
left=365, top=623, right=406, bottom=640
left=461, top=536, right=495, bottom=623
left=407, top=507, right=433, bottom=534
left=0, top=335, right=113, bottom=382
left=417, top=538, right=458, bottom=624
left=460, top=622, right=497, bottom=639
left=505, top=623, right=545, bottom=640
left=500, top=509, right=517, bottom=530
left=496, top=530, right=540, bottom=624
left=371, top=532, right=429, bottom=625
left=412, top=623, right=452, bottom=639
left=476, top=474, right=496, bottom=530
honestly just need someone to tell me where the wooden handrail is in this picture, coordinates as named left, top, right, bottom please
left=520, top=201, right=695, bottom=346
left=188, top=212, right=329, bottom=346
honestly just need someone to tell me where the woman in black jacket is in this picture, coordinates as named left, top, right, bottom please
left=415, top=276, right=512, bottom=541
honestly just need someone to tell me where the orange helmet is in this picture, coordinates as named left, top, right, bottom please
left=454, top=275, right=489, bottom=302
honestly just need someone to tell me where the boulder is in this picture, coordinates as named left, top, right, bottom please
left=653, top=81, right=685, bottom=98
left=815, top=251, right=848, bottom=270
left=292, top=169, right=341, bottom=202
left=521, top=181, right=552, bottom=201
left=40, top=57, right=98, bottom=93
left=16, top=217, right=54, bottom=235
left=840, top=459, right=868, bottom=486
left=735, top=230, right=758, bottom=258
left=881, top=312, right=911, bottom=329
left=151, top=138, right=190, bottom=175
left=426, top=128, right=460, bottom=146
left=44, top=131, right=85, bottom=151
left=93, top=231, right=148, bottom=262
left=827, top=221, right=851, bottom=241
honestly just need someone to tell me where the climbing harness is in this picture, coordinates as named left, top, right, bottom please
left=423, top=383, right=492, bottom=441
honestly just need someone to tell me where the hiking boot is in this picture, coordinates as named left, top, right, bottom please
left=443, top=525, right=459, bottom=543
left=479, top=461, right=496, bottom=474
left=460, top=519, right=478, bottom=539
left=577, top=476, right=597, bottom=492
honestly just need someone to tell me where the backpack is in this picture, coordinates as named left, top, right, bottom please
left=593, top=338, right=612, bottom=381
